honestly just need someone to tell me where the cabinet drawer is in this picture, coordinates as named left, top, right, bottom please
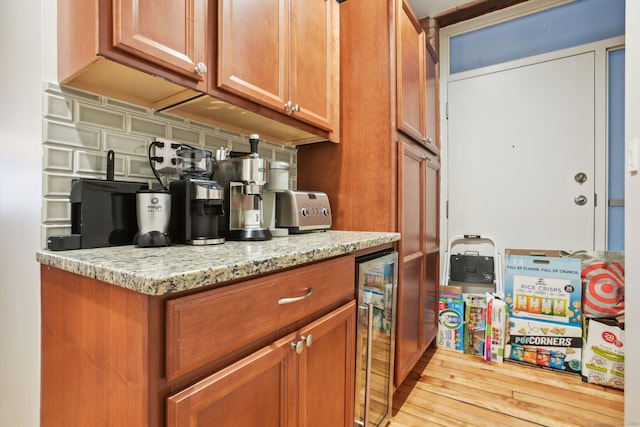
left=165, top=256, right=354, bottom=380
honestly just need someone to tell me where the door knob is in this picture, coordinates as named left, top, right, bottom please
left=574, top=172, right=587, bottom=183
left=574, top=195, right=588, bottom=206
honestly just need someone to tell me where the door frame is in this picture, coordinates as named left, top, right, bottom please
left=439, top=1, right=624, bottom=258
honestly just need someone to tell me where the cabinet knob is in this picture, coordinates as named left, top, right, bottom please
left=283, top=101, right=300, bottom=113
left=290, top=340, right=305, bottom=354
left=195, top=62, right=208, bottom=74
left=301, top=334, right=313, bottom=348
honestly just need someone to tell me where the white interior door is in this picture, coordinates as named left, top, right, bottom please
left=447, top=52, right=595, bottom=252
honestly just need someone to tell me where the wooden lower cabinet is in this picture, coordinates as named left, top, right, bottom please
left=168, top=335, right=296, bottom=427
left=167, top=301, right=355, bottom=427
left=394, top=138, right=440, bottom=387
left=40, top=254, right=360, bottom=427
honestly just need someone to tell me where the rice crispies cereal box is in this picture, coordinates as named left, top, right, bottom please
left=504, top=250, right=582, bottom=326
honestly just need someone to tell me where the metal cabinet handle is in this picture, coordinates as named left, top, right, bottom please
left=290, top=340, right=305, bottom=354
left=194, top=62, right=208, bottom=74
left=283, top=101, right=300, bottom=113
left=278, top=288, right=313, bottom=304
left=363, top=303, right=374, bottom=427
left=289, top=334, right=313, bottom=354
left=301, top=334, right=313, bottom=348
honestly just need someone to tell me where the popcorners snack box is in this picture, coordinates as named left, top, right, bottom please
left=505, top=317, right=583, bottom=375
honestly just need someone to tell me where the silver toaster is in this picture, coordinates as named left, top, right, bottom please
left=275, top=190, right=332, bottom=233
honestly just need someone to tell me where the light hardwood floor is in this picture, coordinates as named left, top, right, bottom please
left=388, top=346, right=624, bottom=427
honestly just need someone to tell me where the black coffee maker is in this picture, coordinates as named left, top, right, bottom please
left=169, top=148, right=225, bottom=245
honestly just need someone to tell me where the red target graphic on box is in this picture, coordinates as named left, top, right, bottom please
left=582, top=261, right=625, bottom=317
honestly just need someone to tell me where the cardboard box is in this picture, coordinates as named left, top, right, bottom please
left=437, top=286, right=465, bottom=351
left=504, top=249, right=582, bottom=326
left=485, top=294, right=508, bottom=362
left=505, top=317, right=582, bottom=375
left=582, top=318, right=625, bottom=389
left=463, top=294, right=487, bottom=356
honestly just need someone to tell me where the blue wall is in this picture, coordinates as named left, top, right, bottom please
left=608, top=48, right=625, bottom=250
left=450, top=0, right=625, bottom=74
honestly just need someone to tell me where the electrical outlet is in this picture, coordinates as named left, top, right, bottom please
left=152, top=139, right=181, bottom=174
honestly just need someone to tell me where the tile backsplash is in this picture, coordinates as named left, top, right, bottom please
left=41, top=82, right=297, bottom=249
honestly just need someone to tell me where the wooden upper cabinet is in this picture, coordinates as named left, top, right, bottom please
left=396, top=0, right=427, bottom=144
left=425, top=44, right=439, bottom=150
left=217, top=0, right=287, bottom=111
left=112, top=0, right=207, bottom=82
left=57, top=0, right=207, bottom=109
left=289, top=0, right=338, bottom=132
left=218, top=0, right=339, bottom=133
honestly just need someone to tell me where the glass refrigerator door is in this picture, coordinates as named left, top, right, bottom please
left=355, top=252, right=398, bottom=427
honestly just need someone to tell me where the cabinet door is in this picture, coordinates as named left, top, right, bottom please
left=395, top=256, right=423, bottom=386
left=423, top=251, right=439, bottom=347
left=396, top=0, right=426, bottom=143
left=395, top=140, right=427, bottom=386
left=289, top=0, right=338, bottom=131
left=112, top=0, right=207, bottom=81
left=423, top=154, right=440, bottom=346
left=218, top=0, right=289, bottom=112
left=167, top=332, right=297, bottom=427
left=425, top=44, right=439, bottom=149
left=298, top=301, right=355, bottom=427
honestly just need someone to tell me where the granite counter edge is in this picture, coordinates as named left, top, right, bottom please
left=37, top=232, right=400, bottom=295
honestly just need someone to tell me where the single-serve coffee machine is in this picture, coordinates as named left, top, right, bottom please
left=169, top=148, right=225, bottom=245
left=215, top=134, right=272, bottom=241
left=135, top=190, right=172, bottom=247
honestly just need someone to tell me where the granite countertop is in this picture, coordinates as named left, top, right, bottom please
left=37, top=231, right=400, bottom=296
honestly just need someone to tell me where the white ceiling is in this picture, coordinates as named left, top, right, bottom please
left=407, top=0, right=468, bottom=19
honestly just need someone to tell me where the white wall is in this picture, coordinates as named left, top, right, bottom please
left=624, top=0, right=639, bottom=423
left=0, top=0, right=45, bottom=425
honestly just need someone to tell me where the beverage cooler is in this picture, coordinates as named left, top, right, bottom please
left=354, top=250, right=398, bottom=427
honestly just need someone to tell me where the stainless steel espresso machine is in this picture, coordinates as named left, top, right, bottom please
left=214, top=134, right=272, bottom=241
left=169, top=148, right=225, bottom=245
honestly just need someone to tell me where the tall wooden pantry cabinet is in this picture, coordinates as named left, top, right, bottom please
left=297, top=0, right=440, bottom=388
